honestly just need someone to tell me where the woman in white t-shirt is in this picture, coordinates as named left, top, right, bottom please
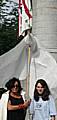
left=30, top=79, right=56, bottom=120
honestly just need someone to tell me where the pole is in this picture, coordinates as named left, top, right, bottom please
left=26, top=44, right=31, bottom=100
left=18, top=0, right=20, bottom=36
left=25, top=34, right=31, bottom=120
left=18, top=0, right=22, bottom=36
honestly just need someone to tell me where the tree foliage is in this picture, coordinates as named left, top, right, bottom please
left=0, top=0, right=19, bottom=55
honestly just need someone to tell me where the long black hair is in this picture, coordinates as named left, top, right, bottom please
left=34, top=79, right=51, bottom=101
left=5, top=77, right=22, bottom=95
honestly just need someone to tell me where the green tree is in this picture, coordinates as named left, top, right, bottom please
left=0, top=0, right=19, bottom=55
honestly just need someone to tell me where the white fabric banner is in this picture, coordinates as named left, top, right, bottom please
left=29, top=50, right=57, bottom=98
left=0, top=36, right=28, bottom=87
left=0, top=34, right=38, bottom=87
left=0, top=33, right=57, bottom=101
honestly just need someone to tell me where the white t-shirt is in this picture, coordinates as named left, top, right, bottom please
left=30, top=95, right=56, bottom=120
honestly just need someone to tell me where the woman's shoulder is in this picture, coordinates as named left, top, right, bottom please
left=49, top=95, right=54, bottom=99
left=49, top=95, right=55, bottom=103
left=1, top=90, right=9, bottom=102
left=1, top=90, right=9, bottom=97
left=21, top=90, right=26, bottom=101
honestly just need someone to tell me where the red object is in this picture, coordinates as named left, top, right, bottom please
left=22, top=0, right=32, bottom=18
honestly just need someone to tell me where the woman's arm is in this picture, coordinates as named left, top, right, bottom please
left=7, top=100, right=30, bottom=110
left=49, top=96, right=56, bottom=120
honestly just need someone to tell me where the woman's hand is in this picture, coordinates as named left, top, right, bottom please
left=24, top=99, right=31, bottom=108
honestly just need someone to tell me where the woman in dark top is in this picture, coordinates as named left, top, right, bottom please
left=5, top=77, right=30, bottom=120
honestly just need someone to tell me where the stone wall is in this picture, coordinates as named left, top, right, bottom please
left=32, top=0, right=57, bottom=61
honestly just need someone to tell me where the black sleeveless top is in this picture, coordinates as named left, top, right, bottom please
left=7, top=94, right=26, bottom=120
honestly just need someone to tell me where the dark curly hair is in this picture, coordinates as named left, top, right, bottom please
left=34, top=79, right=51, bottom=101
left=5, top=77, right=22, bottom=95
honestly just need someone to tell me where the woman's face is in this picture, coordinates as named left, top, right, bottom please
left=36, top=83, right=44, bottom=95
left=11, top=81, right=19, bottom=94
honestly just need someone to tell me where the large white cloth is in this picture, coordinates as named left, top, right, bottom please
left=0, top=35, right=28, bottom=87
left=0, top=33, right=57, bottom=102
left=0, top=33, right=38, bottom=87
left=29, top=50, right=57, bottom=99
